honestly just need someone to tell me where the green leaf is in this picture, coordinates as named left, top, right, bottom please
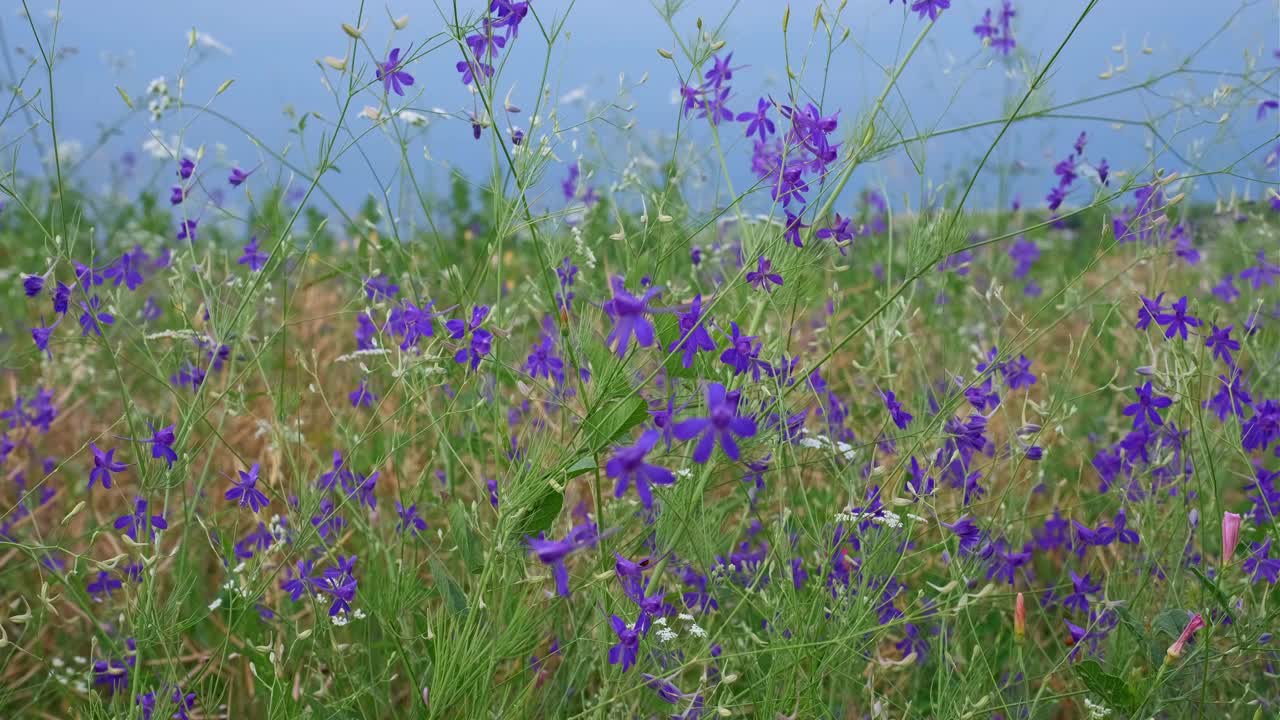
left=1074, top=659, right=1137, bottom=713
left=586, top=395, right=648, bottom=453
left=430, top=558, right=468, bottom=617
left=1189, top=566, right=1232, bottom=613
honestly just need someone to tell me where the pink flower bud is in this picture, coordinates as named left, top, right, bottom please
left=1014, top=592, right=1026, bottom=640
left=1222, top=511, right=1241, bottom=567
left=421, top=686, right=429, bottom=708
left=1166, top=613, right=1205, bottom=661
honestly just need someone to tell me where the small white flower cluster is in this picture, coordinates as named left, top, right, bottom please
left=571, top=225, right=596, bottom=269
left=331, top=608, right=368, bottom=627
left=220, top=561, right=260, bottom=602
left=1083, top=698, right=1112, bottom=719
left=146, top=76, right=172, bottom=121
left=49, top=656, right=89, bottom=693
left=797, top=430, right=857, bottom=461
left=677, top=613, right=708, bottom=638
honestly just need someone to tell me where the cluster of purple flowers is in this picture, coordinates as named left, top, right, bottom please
left=973, top=1, right=1016, bottom=54
left=1046, top=131, right=1107, bottom=218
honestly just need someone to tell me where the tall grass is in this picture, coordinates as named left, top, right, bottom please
left=1, top=0, right=1278, bottom=718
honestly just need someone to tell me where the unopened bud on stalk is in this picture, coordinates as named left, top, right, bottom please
left=1165, top=613, right=1205, bottom=662
left=657, top=48, right=673, bottom=59
left=1014, top=592, right=1026, bottom=640
left=782, top=6, right=791, bottom=33
left=341, top=23, right=363, bottom=39
left=392, top=15, right=410, bottom=30
left=1222, top=512, right=1241, bottom=566
left=322, top=56, right=348, bottom=71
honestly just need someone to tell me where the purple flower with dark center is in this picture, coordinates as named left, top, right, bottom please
left=389, top=299, right=436, bottom=351
left=736, top=97, right=775, bottom=140
left=783, top=209, right=809, bottom=248
left=882, top=390, right=913, bottom=429
left=104, top=249, right=145, bottom=291
left=771, top=164, right=809, bottom=207
left=527, top=523, right=599, bottom=597
left=178, top=157, right=195, bottom=179
left=238, top=236, right=269, bottom=272
left=377, top=48, right=415, bottom=96
left=1204, top=324, right=1239, bottom=365
left=1242, top=399, right=1280, bottom=453
left=603, top=276, right=662, bottom=356
left=669, top=294, right=717, bottom=368
left=319, top=556, right=358, bottom=616
left=746, top=256, right=783, bottom=293
left=1135, top=293, right=1166, bottom=330
left=704, top=53, right=739, bottom=87
left=1124, top=382, right=1173, bottom=428
left=674, top=382, right=758, bottom=463
left=113, top=497, right=168, bottom=542
left=1155, top=295, right=1199, bottom=340
left=226, top=463, right=270, bottom=513
left=364, top=275, right=399, bottom=302
left=719, top=322, right=771, bottom=381
left=228, top=166, right=252, bottom=186
left=910, top=0, right=950, bottom=21
left=78, top=296, right=114, bottom=336
left=146, top=424, right=178, bottom=468
left=446, top=305, right=493, bottom=372
left=608, top=614, right=640, bottom=671
left=607, top=430, right=674, bottom=510
left=169, top=184, right=187, bottom=205
left=1063, top=570, right=1101, bottom=614
left=396, top=502, right=427, bottom=536
left=89, top=443, right=127, bottom=489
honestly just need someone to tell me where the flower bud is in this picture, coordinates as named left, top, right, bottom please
left=1222, top=511, right=1241, bottom=567
left=1166, top=613, right=1205, bottom=661
left=341, top=23, right=363, bottom=39
left=1014, top=592, right=1026, bottom=640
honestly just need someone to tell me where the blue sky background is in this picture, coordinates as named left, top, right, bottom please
left=5, top=0, right=1279, bottom=217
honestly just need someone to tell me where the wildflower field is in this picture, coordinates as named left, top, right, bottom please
left=2, top=0, right=1280, bottom=717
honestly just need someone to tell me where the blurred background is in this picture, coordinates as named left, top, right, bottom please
left=3, top=0, right=1278, bottom=215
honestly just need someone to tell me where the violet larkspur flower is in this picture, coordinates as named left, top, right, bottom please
left=736, top=97, right=775, bottom=140
left=668, top=294, right=717, bottom=369
left=1123, top=382, right=1173, bottom=428
left=1204, top=324, right=1239, bottom=365
left=238, top=236, right=269, bottom=272
left=527, top=524, right=599, bottom=597
left=23, top=274, right=44, bottom=297
left=146, top=424, right=178, bottom=468
left=225, top=463, right=270, bottom=513
left=882, top=390, right=913, bottom=430
left=1212, top=274, right=1239, bottom=304
left=89, top=443, right=127, bottom=489
left=607, top=430, right=675, bottom=510
left=52, top=282, right=71, bottom=314
left=349, top=378, right=378, bottom=408
left=608, top=614, right=640, bottom=671
left=176, top=218, right=198, bottom=242
left=783, top=209, right=809, bottom=248
left=746, top=256, right=783, bottom=293
left=78, top=296, right=114, bottom=336
left=816, top=213, right=855, bottom=253
left=1155, top=295, right=1199, bottom=340
left=445, top=305, right=493, bottom=372
left=114, top=497, right=169, bottom=542
left=910, top=0, right=951, bottom=21
left=31, top=318, right=59, bottom=358
left=377, top=48, right=415, bottom=96
left=1135, top=292, right=1166, bottom=330
left=396, top=502, right=427, bottom=536
left=228, top=166, right=252, bottom=186
left=674, top=382, right=758, bottom=463
left=87, top=570, right=123, bottom=599
left=603, top=276, right=662, bottom=357
left=719, top=322, right=771, bottom=381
